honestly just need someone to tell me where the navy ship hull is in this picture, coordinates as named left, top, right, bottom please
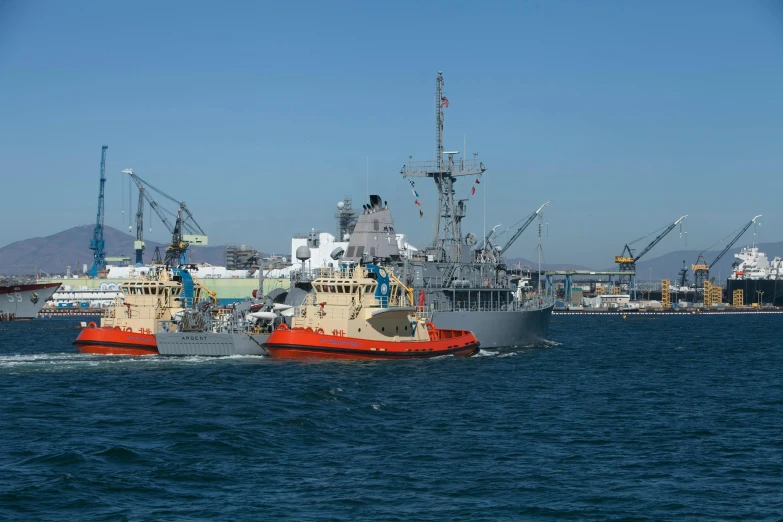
left=431, top=305, right=553, bottom=348
left=0, top=283, right=60, bottom=319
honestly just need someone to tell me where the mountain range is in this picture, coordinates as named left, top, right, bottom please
left=0, top=226, right=230, bottom=275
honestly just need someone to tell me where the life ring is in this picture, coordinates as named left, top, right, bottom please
left=277, top=323, right=289, bottom=330
left=425, top=322, right=435, bottom=331
left=125, top=327, right=133, bottom=333
left=87, top=322, right=97, bottom=329
left=315, top=327, right=324, bottom=335
left=114, top=326, right=121, bottom=331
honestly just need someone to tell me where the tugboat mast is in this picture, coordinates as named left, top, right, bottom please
left=401, top=72, right=485, bottom=263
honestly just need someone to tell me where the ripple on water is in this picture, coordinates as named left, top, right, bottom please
left=0, top=317, right=782, bottom=520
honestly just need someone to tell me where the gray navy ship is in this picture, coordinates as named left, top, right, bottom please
left=341, top=72, right=554, bottom=347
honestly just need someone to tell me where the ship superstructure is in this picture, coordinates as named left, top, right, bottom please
left=726, top=245, right=783, bottom=306
left=345, top=72, right=553, bottom=347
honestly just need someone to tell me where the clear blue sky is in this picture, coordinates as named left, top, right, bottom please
left=1, top=0, right=782, bottom=268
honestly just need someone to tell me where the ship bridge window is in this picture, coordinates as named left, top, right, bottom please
left=122, top=288, right=129, bottom=295
left=337, top=285, right=344, bottom=294
left=144, top=287, right=150, bottom=295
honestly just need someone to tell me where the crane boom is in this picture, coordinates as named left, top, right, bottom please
left=633, top=215, right=688, bottom=262
left=127, top=173, right=207, bottom=235
left=709, top=215, right=761, bottom=269
left=123, top=169, right=176, bottom=234
left=499, top=201, right=550, bottom=255
left=88, top=145, right=108, bottom=277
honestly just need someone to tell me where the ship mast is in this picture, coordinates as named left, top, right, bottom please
left=401, top=72, right=486, bottom=263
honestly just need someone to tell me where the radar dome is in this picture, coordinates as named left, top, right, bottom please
left=465, top=232, right=477, bottom=246
left=337, top=201, right=345, bottom=210
left=295, top=245, right=312, bottom=261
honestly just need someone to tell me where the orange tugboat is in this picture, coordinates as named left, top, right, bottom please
left=264, top=263, right=479, bottom=360
left=73, top=267, right=215, bottom=355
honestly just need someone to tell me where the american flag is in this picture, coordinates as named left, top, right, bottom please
left=441, top=96, right=450, bottom=108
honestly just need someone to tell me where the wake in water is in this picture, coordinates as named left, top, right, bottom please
left=0, top=352, right=268, bottom=374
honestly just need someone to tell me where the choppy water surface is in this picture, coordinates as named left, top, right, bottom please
left=1, top=316, right=782, bottom=520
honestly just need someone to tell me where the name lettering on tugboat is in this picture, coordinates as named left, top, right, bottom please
left=126, top=335, right=150, bottom=342
left=181, top=335, right=208, bottom=341
left=319, top=337, right=362, bottom=348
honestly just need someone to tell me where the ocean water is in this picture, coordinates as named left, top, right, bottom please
left=1, top=315, right=782, bottom=521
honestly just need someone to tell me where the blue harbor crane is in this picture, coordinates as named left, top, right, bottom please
left=614, top=215, right=688, bottom=299
left=122, top=169, right=208, bottom=267
left=692, top=215, right=761, bottom=290
left=88, top=146, right=109, bottom=278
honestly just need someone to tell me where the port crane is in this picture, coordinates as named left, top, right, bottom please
left=498, top=201, right=550, bottom=256
left=692, top=215, right=761, bottom=290
left=615, top=214, right=688, bottom=299
left=122, top=169, right=208, bottom=267
left=133, top=184, right=145, bottom=265
left=88, top=146, right=109, bottom=278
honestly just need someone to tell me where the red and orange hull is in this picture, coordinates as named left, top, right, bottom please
left=73, top=324, right=158, bottom=356
left=264, top=327, right=479, bottom=360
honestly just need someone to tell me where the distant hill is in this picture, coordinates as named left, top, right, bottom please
left=0, top=225, right=228, bottom=275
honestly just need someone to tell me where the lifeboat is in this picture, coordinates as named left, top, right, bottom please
left=265, top=322, right=479, bottom=360
left=73, top=322, right=158, bottom=356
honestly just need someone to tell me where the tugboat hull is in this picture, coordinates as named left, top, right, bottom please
left=73, top=323, right=158, bottom=356
left=265, top=327, right=479, bottom=360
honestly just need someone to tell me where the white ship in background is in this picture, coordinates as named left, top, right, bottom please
left=726, top=245, right=783, bottom=306
left=728, top=246, right=783, bottom=280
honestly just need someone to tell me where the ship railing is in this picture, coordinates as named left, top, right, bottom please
left=414, top=306, right=431, bottom=321
left=423, top=294, right=555, bottom=313
left=421, top=274, right=516, bottom=290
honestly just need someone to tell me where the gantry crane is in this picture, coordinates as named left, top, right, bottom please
left=692, top=215, right=761, bottom=290
left=88, top=146, right=109, bottom=278
left=122, top=169, right=208, bottom=267
left=615, top=215, right=688, bottom=299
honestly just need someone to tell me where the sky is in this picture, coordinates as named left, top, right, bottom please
left=1, top=0, right=782, bottom=268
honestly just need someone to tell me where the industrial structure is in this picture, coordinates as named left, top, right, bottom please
left=122, top=169, right=208, bottom=267
left=225, top=245, right=261, bottom=271
left=88, top=145, right=109, bottom=278
left=691, top=215, right=761, bottom=291
left=133, top=183, right=146, bottom=265
left=614, top=215, right=687, bottom=299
